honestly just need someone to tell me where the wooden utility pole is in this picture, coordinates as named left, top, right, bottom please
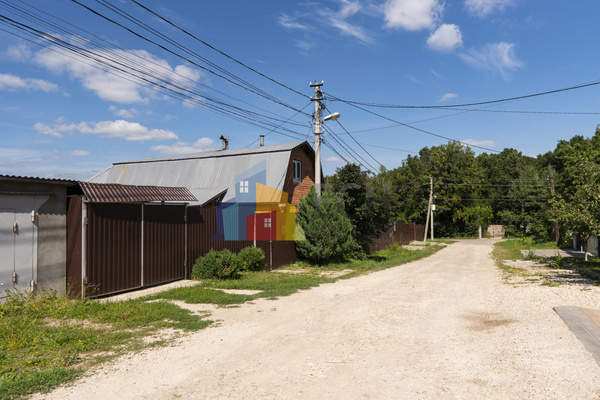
left=549, top=171, right=559, bottom=244
left=423, top=177, right=433, bottom=242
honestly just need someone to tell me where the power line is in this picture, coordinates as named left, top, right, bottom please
left=130, top=0, right=307, bottom=99
left=325, top=106, right=383, bottom=170
left=331, top=97, right=501, bottom=153
left=0, top=3, right=311, bottom=137
left=325, top=79, right=600, bottom=109
left=70, top=0, right=308, bottom=115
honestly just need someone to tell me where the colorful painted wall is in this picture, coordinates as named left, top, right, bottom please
left=213, top=161, right=297, bottom=241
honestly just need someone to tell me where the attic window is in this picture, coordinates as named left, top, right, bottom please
left=240, top=181, right=249, bottom=193
left=293, top=160, right=302, bottom=183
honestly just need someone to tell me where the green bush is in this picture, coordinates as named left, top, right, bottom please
left=238, top=246, right=265, bottom=271
left=192, top=249, right=241, bottom=280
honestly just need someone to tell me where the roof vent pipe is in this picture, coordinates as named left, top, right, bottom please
left=260, top=135, right=264, bottom=146
left=219, top=135, right=230, bottom=150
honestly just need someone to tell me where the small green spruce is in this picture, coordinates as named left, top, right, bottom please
left=295, top=186, right=355, bottom=264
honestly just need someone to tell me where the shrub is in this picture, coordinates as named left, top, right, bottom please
left=192, top=249, right=241, bottom=280
left=238, top=246, right=265, bottom=271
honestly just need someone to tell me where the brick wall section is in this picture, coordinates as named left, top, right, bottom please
left=282, top=143, right=317, bottom=206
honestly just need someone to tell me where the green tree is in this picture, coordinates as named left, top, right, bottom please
left=497, top=165, right=551, bottom=237
left=295, top=186, right=355, bottom=264
left=327, top=164, right=394, bottom=253
left=550, top=129, right=600, bottom=258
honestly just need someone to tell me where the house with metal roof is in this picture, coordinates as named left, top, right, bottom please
left=89, top=140, right=318, bottom=242
left=90, top=140, right=317, bottom=206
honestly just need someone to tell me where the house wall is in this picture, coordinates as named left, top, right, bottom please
left=285, top=144, right=316, bottom=206
left=0, top=179, right=69, bottom=298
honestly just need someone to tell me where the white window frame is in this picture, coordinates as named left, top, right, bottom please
left=240, top=180, right=249, bottom=193
left=264, top=218, right=271, bottom=228
left=293, top=160, right=302, bottom=183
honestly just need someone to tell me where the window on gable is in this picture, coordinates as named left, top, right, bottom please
left=293, top=160, right=302, bottom=183
left=240, top=180, right=249, bottom=193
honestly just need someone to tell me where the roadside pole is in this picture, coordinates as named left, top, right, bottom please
left=423, top=177, right=433, bottom=242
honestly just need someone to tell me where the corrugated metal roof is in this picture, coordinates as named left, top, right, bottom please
left=0, top=174, right=78, bottom=185
left=115, top=141, right=307, bottom=165
left=79, top=182, right=197, bottom=203
left=90, top=141, right=312, bottom=204
left=189, top=187, right=228, bottom=206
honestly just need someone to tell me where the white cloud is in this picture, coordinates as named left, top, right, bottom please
left=461, top=138, right=499, bottom=148
left=427, top=24, right=463, bottom=52
left=108, top=105, right=138, bottom=119
left=33, top=122, right=63, bottom=138
left=338, top=0, right=362, bottom=18
left=325, top=156, right=344, bottom=162
left=384, top=0, right=442, bottom=31
left=278, top=14, right=311, bottom=30
left=0, top=73, right=58, bottom=92
left=464, top=0, right=515, bottom=18
left=318, top=11, right=373, bottom=44
left=439, top=93, right=458, bottom=102
left=6, top=43, right=32, bottom=61
left=33, top=47, right=205, bottom=104
left=150, top=138, right=216, bottom=155
left=459, top=42, right=522, bottom=79
left=295, top=40, right=314, bottom=51
left=69, top=150, right=91, bottom=156
left=78, top=120, right=178, bottom=141
left=34, top=119, right=177, bottom=141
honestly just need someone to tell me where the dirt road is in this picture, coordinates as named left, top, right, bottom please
left=34, top=240, right=600, bottom=399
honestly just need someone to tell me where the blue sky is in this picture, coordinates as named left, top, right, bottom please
left=2, top=0, right=600, bottom=179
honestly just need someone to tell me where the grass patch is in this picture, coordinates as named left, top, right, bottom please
left=563, top=258, right=600, bottom=281
left=0, top=291, right=210, bottom=400
left=1, top=243, right=444, bottom=399
left=149, top=243, right=445, bottom=306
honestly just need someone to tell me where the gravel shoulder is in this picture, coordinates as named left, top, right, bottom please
left=32, top=239, right=600, bottom=399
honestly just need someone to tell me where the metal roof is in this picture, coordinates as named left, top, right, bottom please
left=89, top=141, right=312, bottom=205
left=0, top=174, right=78, bottom=185
left=79, top=182, right=197, bottom=203
left=115, top=141, right=307, bottom=164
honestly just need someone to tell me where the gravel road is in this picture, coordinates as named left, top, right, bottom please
left=33, top=239, right=600, bottom=399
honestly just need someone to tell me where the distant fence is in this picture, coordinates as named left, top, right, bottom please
left=370, top=221, right=426, bottom=252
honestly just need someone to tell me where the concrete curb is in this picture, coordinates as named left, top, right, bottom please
left=554, top=306, right=600, bottom=367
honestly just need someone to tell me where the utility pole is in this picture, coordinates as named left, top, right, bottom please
left=431, top=203, right=435, bottom=241
left=549, top=171, right=559, bottom=244
left=423, top=177, right=433, bottom=242
left=311, top=81, right=324, bottom=197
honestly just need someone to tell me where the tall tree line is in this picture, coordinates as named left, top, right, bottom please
left=326, top=127, right=600, bottom=243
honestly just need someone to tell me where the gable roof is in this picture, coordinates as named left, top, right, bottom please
left=89, top=141, right=313, bottom=206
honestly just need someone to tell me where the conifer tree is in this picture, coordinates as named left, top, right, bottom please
left=296, top=186, right=355, bottom=264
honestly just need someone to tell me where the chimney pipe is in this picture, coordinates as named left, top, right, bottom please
left=219, top=135, right=230, bottom=150
left=260, top=135, right=264, bottom=146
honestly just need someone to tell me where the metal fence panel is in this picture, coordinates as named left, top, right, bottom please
left=86, top=203, right=142, bottom=296
left=143, top=204, right=186, bottom=286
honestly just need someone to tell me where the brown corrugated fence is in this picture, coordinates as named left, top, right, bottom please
left=68, top=201, right=298, bottom=297
left=370, top=221, right=426, bottom=252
